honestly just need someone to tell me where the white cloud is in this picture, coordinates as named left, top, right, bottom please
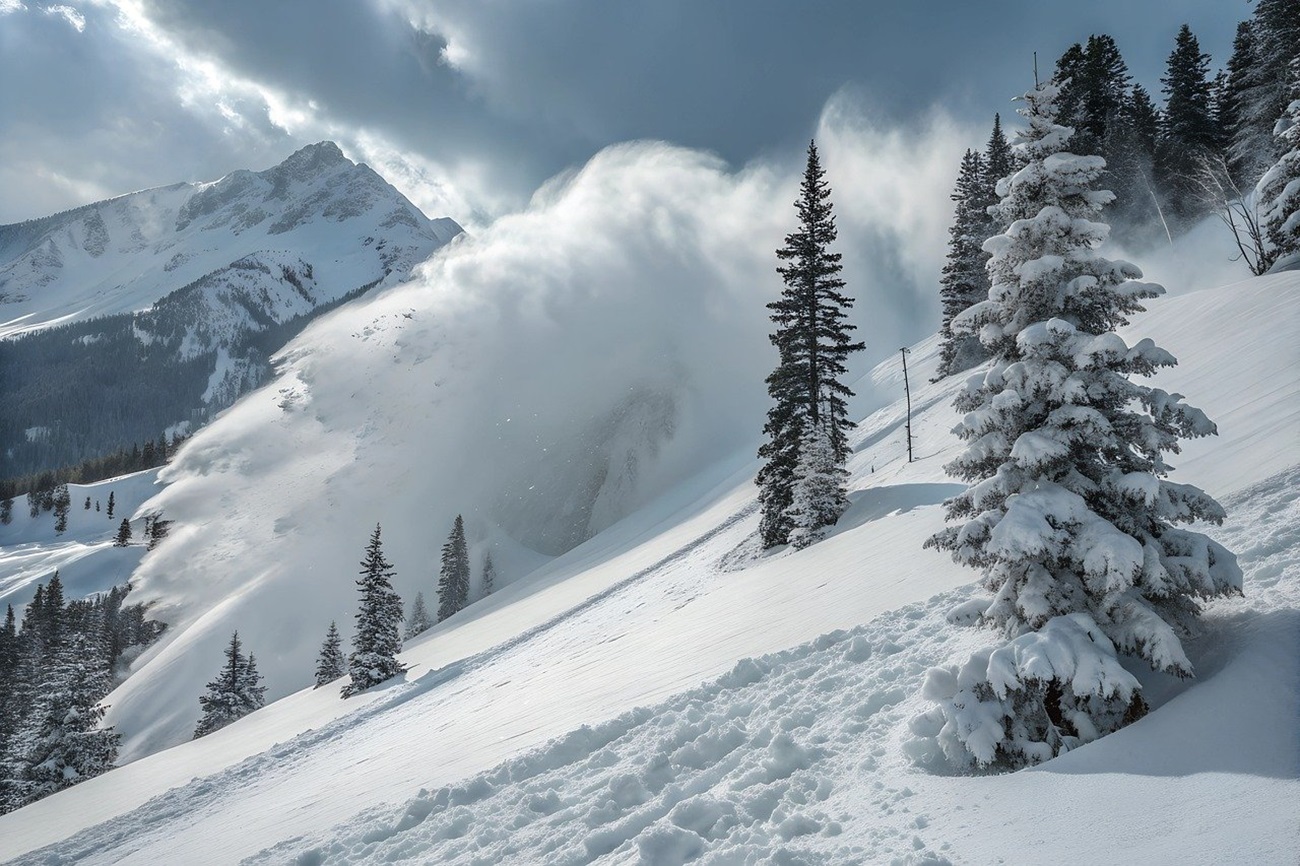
left=0, top=0, right=27, bottom=15
left=43, top=3, right=85, bottom=31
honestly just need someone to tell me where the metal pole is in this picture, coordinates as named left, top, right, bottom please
left=900, top=347, right=913, bottom=463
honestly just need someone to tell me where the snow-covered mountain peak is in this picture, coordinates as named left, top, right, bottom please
left=0, top=142, right=462, bottom=339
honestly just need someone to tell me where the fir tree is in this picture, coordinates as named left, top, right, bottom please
left=1157, top=24, right=1219, bottom=227
left=52, top=485, right=70, bottom=535
left=314, top=621, right=345, bottom=688
left=0, top=497, right=11, bottom=525
left=437, top=516, right=471, bottom=622
left=405, top=591, right=434, bottom=638
left=919, top=79, right=1240, bottom=771
left=1230, top=0, right=1300, bottom=185
left=113, top=518, right=132, bottom=547
left=983, top=113, right=1015, bottom=213
left=480, top=551, right=496, bottom=598
left=786, top=423, right=848, bottom=549
left=1258, top=57, right=1300, bottom=269
left=106, top=491, right=115, bottom=520
left=936, top=149, right=991, bottom=379
left=83, top=496, right=91, bottom=511
left=17, top=631, right=119, bottom=803
left=344, top=525, right=404, bottom=697
left=194, top=631, right=264, bottom=737
left=757, top=141, right=864, bottom=547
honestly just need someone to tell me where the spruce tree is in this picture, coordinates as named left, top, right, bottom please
left=314, top=621, right=346, bottom=688
left=1157, top=24, right=1219, bottom=227
left=113, top=518, right=132, bottom=547
left=53, top=485, right=70, bottom=535
left=936, top=149, right=991, bottom=379
left=983, top=113, right=1014, bottom=212
left=344, top=525, right=404, bottom=697
left=918, top=79, right=1241, bottom=770
left=83, top=496, right=90, bottom=511
left=106, top=491, right=115, bottom=520
left=405, top=591, right=434, bottom=638
left=1221, top=21, right=1259, bottom=186
left=480, top=551, right=496, bottom=597
left=18, top=631, right=119, bottom=803
left=1258, top=57, right=1300, bottom=269
left=194, top=631, right=264, bottom=737
left=0, top=497, right=11, bottom=525
left=1231, top=0, right=1300, bottom=185
left=437, top=516, right=470, bottom=622
left=757, top=141, right=864, bottom=547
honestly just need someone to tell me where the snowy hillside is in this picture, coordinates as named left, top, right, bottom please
left=0, top=262, right=1294, bottom=864
left=0, top=142, right=461, bottom=339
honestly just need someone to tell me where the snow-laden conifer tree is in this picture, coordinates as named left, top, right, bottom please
left=437, top=516, right=471, bottom=622
left=917, top=79, right=1241, bottom=770
left=113, top=518, right=131, bottom=547
left=344, top=525, right=405, bottom=697
left=194, top=631, right=265, bottom=737
left=757, top=141, right=863, bottom=547
left=1258, top=57, right=1300, bottom=270
left=313, top=621, right=345, bottom=688
left=405, top=591, right=434, bottom=638
left=787, top=423, right=849, bottom=549
left=15, top=631, right=119, bottom=804
left=936, top=149, right=991, bottom=379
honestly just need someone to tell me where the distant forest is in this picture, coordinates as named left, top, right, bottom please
left=0, top=277, right=378, bottom=479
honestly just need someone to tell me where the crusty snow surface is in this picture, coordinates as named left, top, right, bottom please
left=0, top=269, right=1295, bottom=864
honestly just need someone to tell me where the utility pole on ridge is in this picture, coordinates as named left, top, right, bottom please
left=900, top=347, right=913, bottom=463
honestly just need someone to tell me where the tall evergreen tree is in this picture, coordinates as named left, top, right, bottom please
left=1231, top=0, right=1300, bottom=185
left=0, top=605, right=18, bottom=794
left=983, top=113, right=1014, bottom=206
left=1157, top=24, right=1219, bottom=227
left=344, top=525, right=404, bottom=697
left=1219, top=21, right=1258, bottom=185
left=194, top=631, right=265, bottom=737
left=919, top=79, right=1240, bottom=770
left=0, top=497, right=11, bottom=525
left=313, top=621, right=346, bottom=688
left=936, top=149, right=991, bottom=379
left=106, top=491, right=115, bottom=520
left=1258, top=56, right=1300, bottom=269
left=437, top=516, right=471, bottom=622
left=17, top=631, right=119, bottom=803
left=757, top=141, right=864, bottom=547
left=52, top=485, right=70, bottom=535
left=113, top=518, right=132, bottom=547
left=1055, top=34, right=1133, bottom=158
left=405, top=591, right=434, bottom=638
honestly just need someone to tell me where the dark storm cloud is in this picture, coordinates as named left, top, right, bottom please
left=1, top=0, right=1241, bottom=225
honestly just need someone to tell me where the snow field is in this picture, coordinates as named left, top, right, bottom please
left=235, top=466, right=1296, bottom=865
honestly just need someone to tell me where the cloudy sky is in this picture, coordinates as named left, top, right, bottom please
left=1, top=0, right=1243, bottom=228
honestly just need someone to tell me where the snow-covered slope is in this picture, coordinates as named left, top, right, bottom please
left=0, top=142, right=461, bottom=339
left=0, top=266, right=1294, bottom=864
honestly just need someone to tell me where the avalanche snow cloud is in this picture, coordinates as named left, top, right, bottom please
left=107, top=106, right=975, bottom=757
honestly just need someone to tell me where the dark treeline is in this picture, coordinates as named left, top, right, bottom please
left=0, top=271, right=381, bottom=480
left=0, top=576, right=165, bottom=812
left=0, top=431, right=185, bottom=504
